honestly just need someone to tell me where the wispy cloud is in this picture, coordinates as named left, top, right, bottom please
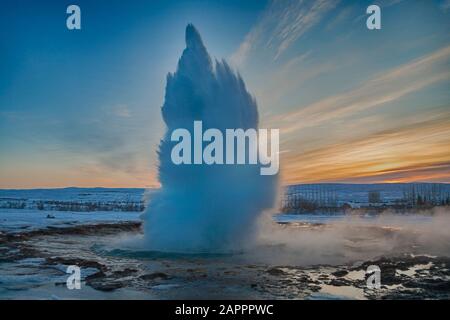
left=271, top=45, right=450, bottom=134
left=230, top=1, right=450, bottom=184
left=256, top=51, right=338, bottom=110
left=230, top=0, right=339, bottom=66
left=112, top=104, right=131, bottom=118
left=380, top=0, right=405, bottom=7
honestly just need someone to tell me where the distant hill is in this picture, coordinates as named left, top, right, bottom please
left=0, top=187, right=155, bottom=212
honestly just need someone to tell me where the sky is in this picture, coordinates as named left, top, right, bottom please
left=0, top=0, right=449, bottom=188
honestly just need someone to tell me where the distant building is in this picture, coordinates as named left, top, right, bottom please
left=402, top=183, right=450, bottom=206
left=280, top=183, right=450, bottom=213
left=368, top=190, right=381, bottom=204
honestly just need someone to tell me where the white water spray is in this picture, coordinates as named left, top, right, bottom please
left=142, top=25, right=278, bottom=252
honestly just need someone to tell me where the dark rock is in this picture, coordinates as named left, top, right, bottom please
left=85, top=271, right=106, bottom=281
left=113, top=268, right=138, bottom=277
left=46, top=257, right=106, bottom=272
left=267, top=268, right=286, bottom=276
left=140, top=272, right=170, bottom=280
left=89, top=281, right=124, bottom=292
left=328, top=278, right=352, bottom=286
left=332, top=270, right=348, bottom=277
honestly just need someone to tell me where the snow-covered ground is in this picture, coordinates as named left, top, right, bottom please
left=0, top=186, right=446, bottom=237
left=0, top=209, right=141, bottom=234
left=0, top=187, right=146, bottom=203
left=0, top=188, right=449, bottom=300
left=0, top=188, right=155, bottom=212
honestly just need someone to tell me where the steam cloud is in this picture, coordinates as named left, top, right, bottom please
left=251, top=208, right=450, bottom=265
left=142, top=25, right=278, bottom=252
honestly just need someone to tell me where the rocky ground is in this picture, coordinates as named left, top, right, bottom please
left=1, top=221, right=449, bottom=299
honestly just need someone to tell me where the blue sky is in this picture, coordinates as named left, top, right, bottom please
left=1, top=0, right=450, bottom=188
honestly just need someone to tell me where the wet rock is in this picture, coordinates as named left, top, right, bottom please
left=113, top=268, right=138, bottom=277
left=266, top=267, right=286, bottom=276
left=89, top=280, right=124, bottom=292
left=2, top=222, right=142, bottom=242
left=332, top=270, right=348, bottom=277
left=404, top=278, right=450, bottom=292
left=140, top=272, right=170, bottom=280
left=328, top=278, right=352, bottom=287
left=85, top=270, right=106, bottom=281
left=45, top=257, right=107, bottom=272
left=223, top=270, right=238, bottom=275
left=309, top=285, right=321, bottom=292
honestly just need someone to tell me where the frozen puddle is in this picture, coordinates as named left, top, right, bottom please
left=317, top=284, right=366, bottom=300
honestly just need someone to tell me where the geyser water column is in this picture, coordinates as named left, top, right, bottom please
left=142, top=24, right=278, bottom=252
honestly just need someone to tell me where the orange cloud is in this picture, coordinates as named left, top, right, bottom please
left=280, top=113, right=450, bottom=184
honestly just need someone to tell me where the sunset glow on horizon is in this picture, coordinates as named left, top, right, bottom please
left=1, top=0, right=449, bottom=189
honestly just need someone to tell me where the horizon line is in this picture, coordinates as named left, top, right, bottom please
left=1, top=181, right=450, bottom=190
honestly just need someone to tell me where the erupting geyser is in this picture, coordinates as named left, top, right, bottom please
left=142, top=25, right=278, bottom=252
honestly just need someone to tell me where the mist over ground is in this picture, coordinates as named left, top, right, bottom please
left=251, top=208, right=450, bottom=266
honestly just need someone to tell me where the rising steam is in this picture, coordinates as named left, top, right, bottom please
left=142, top=25, right=278, bottom=252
